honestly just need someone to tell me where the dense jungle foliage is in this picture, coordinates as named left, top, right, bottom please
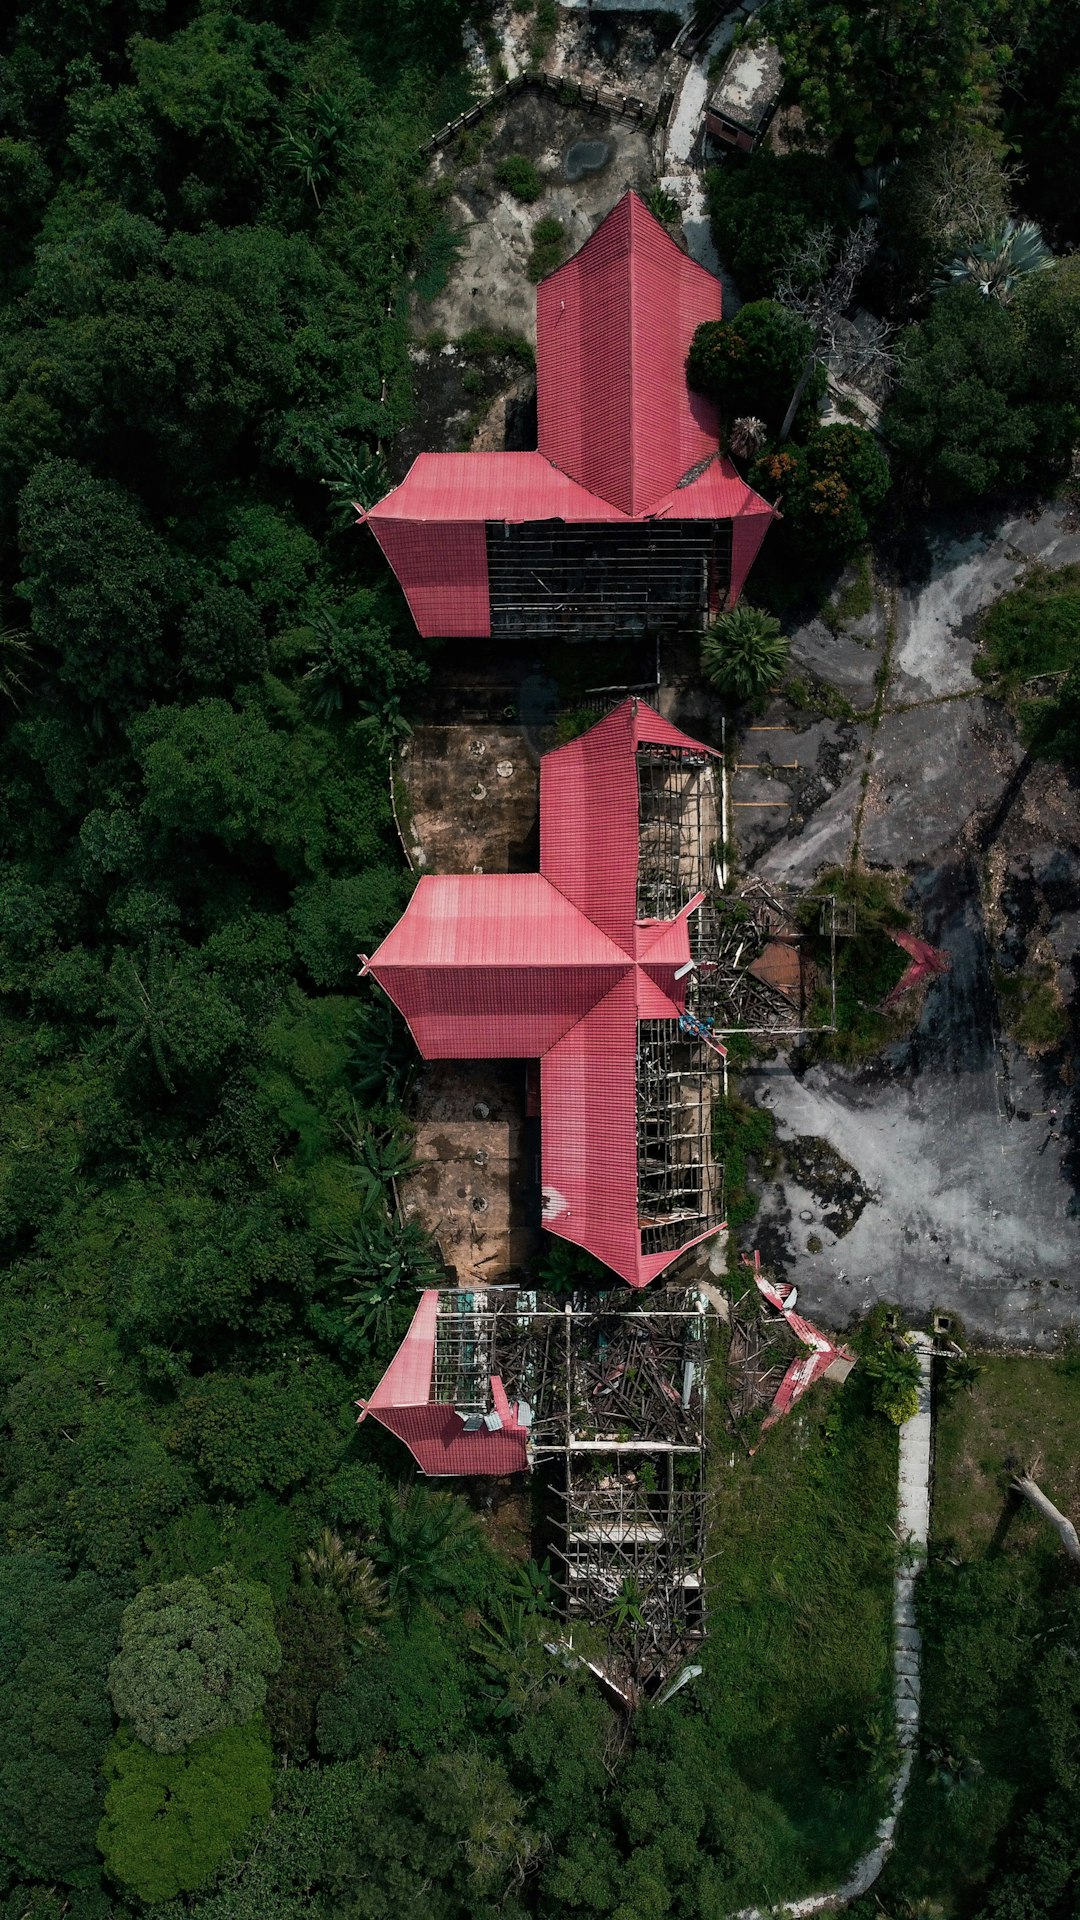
left=3, top=0, right=1080, bottom=1914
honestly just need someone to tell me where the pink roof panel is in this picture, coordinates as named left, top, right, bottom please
left=363, top=873, right=631, bottom=1058
left=537, top=193, right=723, bottom=517
left=366, top=451, right=629, bottom=525
left=359, top=1291, right=531, bottom=1475
left=645, top=455, right=776, bottom=524
left=540, top=702, right=642, bottom=951
left=365, top=518, right=490, bottom=639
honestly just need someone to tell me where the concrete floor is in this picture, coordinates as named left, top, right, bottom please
left=732, top=505, right=1080, bottom=1345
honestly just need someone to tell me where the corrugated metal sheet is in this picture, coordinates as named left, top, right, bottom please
left=360, top=1289, right=438, bottom=1410
left=365, top=873, right=632, bottom=1057
left=541, top=973, right=641, bottom=1281
left=540, top=702, right=641, bottom=951
left=645, top=454, right=771, bottom=523
left=368, top=1403, right=530, bottom=1476
left=536, top=193, right=723, bottom=517
left=370, top=874, right=631, bottom=969
left=359, top=1292, right=530, bottom=1475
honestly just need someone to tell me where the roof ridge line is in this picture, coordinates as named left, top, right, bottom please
left=539, top=961, right=638, bottom=1060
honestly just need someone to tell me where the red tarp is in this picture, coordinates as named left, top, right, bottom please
left=362, top=699, right=723, bottom=1288
left=358, top=192, right=776, bottom=636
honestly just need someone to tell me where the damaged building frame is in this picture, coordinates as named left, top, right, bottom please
left=363, top=1284, right=715, bottom=1694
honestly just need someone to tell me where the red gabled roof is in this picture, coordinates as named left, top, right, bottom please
left=362, top=700, right=724, bottom=1289
left=358, top=1291, right=530, bottom=1475
left=536, top=192, right=722, bottom=517
left=357, top=194, right=777, bottom=638
left=362, top=873, right=627, bottom=1059
left=364, top=451, right=630, bottom=525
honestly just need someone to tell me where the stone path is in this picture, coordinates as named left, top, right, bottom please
left=732, top=1336, right=934, bottom=1918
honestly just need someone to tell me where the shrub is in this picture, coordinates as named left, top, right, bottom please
left=701, top=603, right=789, bottom=701
left=98, top=1722, right=274, bottom=1902
left=526, top=215, right=567, bottom=282
left=495, top=154, right=544, bottom=202
left=706, top=150, right=851, bottom=301
left=687, top=301, right=823, bottom=435
left=863, top=1342, right=922, bottom=1425
left=753, top=424, right=890, bottom=561
left=645, top=184, right=682, bottom=228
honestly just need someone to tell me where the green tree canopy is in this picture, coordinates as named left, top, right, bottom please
left=763, top=0, right=1042, bottom=162
left=886, top=281, right=1080, bottom=502
left=98, top=1721, right=274, bottom=1902
left=706, top=150, right=852, bottom=301
left=109, top=1567, right=281, bottom=1753
left=687, top=302, right=824, bottom=436
left=0, top=1555, right=120, bottom=1882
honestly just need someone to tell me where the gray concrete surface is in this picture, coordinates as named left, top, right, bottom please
left=789, top=617, right=880, bottom=705
left=732, top=504, right=1080, bottom=1345
left=747, top=863, right=1077, bottom=1346
left=859, top=698, right=1024, bottom=867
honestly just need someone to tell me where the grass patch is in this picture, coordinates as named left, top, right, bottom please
left=712, top=1095, right=779, bottom=1227
left=705, top=1366, right=898, bottom=1902
left=529, top=0, right=557, bottom=63
left=879, top=1353, right=1080, bottom=1916
left=822, top=548, right=874, bottom=634
left=995, top=961, right=1068, bottom=1053
left=976, top=563, right=1080, bottom=692
left=784, top=673, right=860, bottom=721
left=495, top=154, right=544, bottom=203
left=555, top=706, right=596, bottom=744
left=799, top=866, right=912, bottom=1065
left=526, top=215, right=567, bottom=282
left=457, top=326, right=536, bottom=370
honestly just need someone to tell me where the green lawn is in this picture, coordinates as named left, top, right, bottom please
left=879, top=1353, right=1080, bottom=1915
left=703, top=1366, right=898, bottom=1904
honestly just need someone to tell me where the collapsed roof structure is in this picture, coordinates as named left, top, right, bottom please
left=361, top=697, right=729, bottom=1288
left=357, top=192, right=776, bottom=639
left=359, top=1283, right=713, bottom=1694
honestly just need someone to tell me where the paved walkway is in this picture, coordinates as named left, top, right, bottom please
left=659, top=0, right=765, bottom=289
left=732, top=1335, right=934, bottom=1918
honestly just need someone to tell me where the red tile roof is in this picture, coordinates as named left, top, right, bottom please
left=357, top=193, right=776, bottom=636
left=358, top=1290, right=531, bottom=1476
left=361, top=699, right=724, bottom=1288
left=536, top=191, right=723, bottom=517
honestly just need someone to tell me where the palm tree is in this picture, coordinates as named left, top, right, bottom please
left=644, top=185, right=682, bottom=229
left=372, top=1485, right=480, bottom=1618
left=935, top=218, right=1054, bottom=303
left=306, top=1529, right=389, bottom=1638
left=701, top=604, right=789, bottom=701
left=348, top=996, right=417, bottom=1109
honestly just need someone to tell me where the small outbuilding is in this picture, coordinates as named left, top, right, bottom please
left=704, top=39, right=783, bottom=153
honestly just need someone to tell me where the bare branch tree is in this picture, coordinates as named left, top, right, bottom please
left=774, top=218, right=894, bottom=440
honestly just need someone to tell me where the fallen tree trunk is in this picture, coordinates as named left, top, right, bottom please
left=1012, top=1472, right=1080, bottom=1567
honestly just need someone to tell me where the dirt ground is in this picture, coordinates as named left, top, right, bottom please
left=399, top=724, right=540, bottom=873
left=400, top=1060, right=540, bottom=1285
left=421, top=90, right=656, bottom=347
